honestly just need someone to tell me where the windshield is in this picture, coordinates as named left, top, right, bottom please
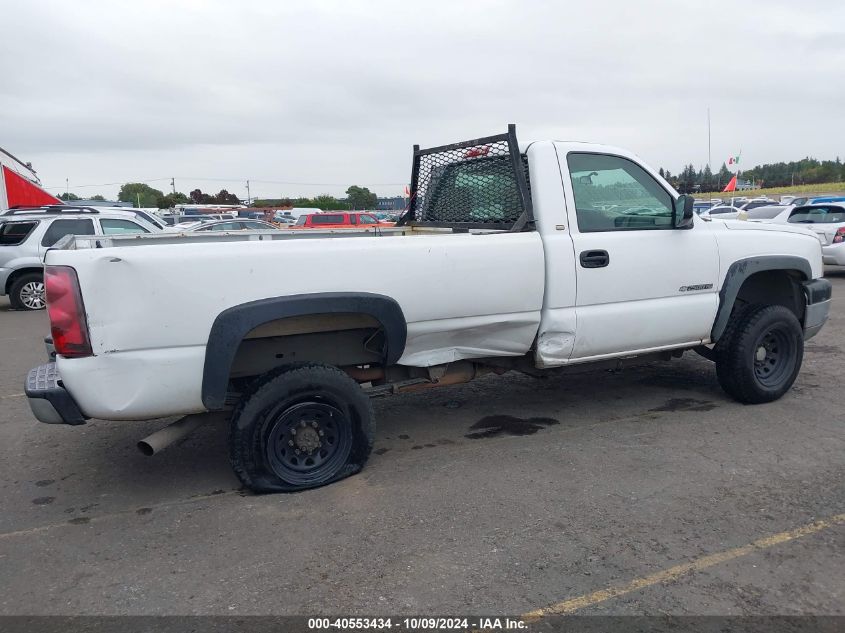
left=134, top=211, right=165, bottom=229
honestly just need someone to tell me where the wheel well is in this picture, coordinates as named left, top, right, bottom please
left=5, top=267, right=43, bottom=294
left=711, top=257, right=811, bottom=343
left=201, top=292, right=407, bottom=410
left=230, top=313, right=386, bottom=380
left=733, top=270, right=805, bottom=322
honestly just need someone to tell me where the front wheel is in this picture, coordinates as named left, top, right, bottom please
left=715, top=304, right=803, bottom=404
left=9, top=272, right=46, bottom=310
left=229, top=363, right=375, bottom=493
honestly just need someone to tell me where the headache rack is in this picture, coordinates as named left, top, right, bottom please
left=398, top=124, right=534, bottom=231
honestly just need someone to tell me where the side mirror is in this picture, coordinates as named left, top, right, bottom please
left=674, top=194, right=695, bottom=229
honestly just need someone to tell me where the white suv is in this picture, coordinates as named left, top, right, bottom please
left=786, top=204, right=845, bottom=266
left=0, top=207, right=161, bottom=310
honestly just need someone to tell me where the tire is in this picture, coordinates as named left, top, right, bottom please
left=229, top=363, right=375, bottom=493
left=9, top=272, right=46, bottom=311
left=715, top=304, right=803, bottom=404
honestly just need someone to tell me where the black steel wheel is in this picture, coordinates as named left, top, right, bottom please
left=229, top=363, right=374, bottom=493
left=264, top=401, right=352, bottom=487
left=716, top=304, right=803, bottom=404
left=752, top=326, right=795, bottom=388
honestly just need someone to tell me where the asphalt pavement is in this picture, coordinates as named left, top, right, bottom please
left=0, top=273, right=843, bottom=616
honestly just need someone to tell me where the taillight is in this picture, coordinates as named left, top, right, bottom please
left=834, top=227, right=845, bottom=244
left=45, top=265, right=92, bottom=358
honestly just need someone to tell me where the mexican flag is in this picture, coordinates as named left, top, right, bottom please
left=727, top=151, right=742, bottom=167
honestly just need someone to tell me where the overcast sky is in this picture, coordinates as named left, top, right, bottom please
left=1, top=0, right=843, bottom=200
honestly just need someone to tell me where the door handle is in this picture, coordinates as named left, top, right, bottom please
left=579, top=249, right=609, bottom=268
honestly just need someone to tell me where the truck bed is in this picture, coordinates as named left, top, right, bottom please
left=46, top=227, right=545, bottom=419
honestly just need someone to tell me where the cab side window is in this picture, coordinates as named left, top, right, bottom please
left=567, top=153, right=673, bottom=232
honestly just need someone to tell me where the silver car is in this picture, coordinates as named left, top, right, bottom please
left=0, top=207, right=160, bottom=310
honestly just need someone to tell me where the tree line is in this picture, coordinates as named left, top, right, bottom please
left=660, top=156, right=844, bottom=193
left=60, top=183, right=381, bottom=210
left=253, top=186, right=379, bottom=210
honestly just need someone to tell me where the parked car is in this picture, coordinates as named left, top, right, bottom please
left=808, top=196, right=845, bottom=205
left=165, top=213, right=237, bottom=228
left=4, top=205, right=173, bottom=231
left=186, top=219, right=280, bottom=232
left=290, top=211, right=392, bottom=229
left=700, top=205, right=743, bottom=220
left=284, top=207, right=323, bottom=220
left=0, top=207, right=160, bottom=310
left=24, top=126, right=830, bottom=494
left=738, top=198, right=777, bottom=211
left=786, top=204, right=845, bottom=265
left=692, top=200, right=717, bottom=215
left=744, top=205, right=793, bottom=223
left=779, top=196, right=808, bottom=206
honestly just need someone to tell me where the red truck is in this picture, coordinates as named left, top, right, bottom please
left=290, top=211, right=394, bottom=229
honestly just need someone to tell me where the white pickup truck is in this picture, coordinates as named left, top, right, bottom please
left=25, top=126, right=832, bottom=493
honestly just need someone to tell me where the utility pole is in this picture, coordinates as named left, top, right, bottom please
left=65, top=178, right=69, bottom=200
left=246, top=180, right=251, bottom=206
left=171, top=177, right=176, bottom=194
left=707, top=107, right=712, bottom=169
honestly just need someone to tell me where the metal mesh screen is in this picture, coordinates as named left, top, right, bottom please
left=407, top=127, right=532, bottom=230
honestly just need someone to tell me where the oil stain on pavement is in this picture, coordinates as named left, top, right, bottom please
left=649, top=398, right=718, bottom=412
left=465, top=415, right=559, bottom=439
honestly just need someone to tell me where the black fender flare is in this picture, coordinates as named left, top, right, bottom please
left=202, top=292, right=407, bottom=410
left=711, top=256, right=811, bottom=343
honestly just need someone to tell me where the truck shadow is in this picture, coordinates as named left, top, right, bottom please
left=36, top=354, right=726, bottom=503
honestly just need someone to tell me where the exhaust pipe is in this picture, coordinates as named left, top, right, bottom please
left=137, top=413, right=211, bottom=456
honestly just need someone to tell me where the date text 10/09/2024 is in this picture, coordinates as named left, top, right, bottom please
left=308, top=618, right=529, bottom=630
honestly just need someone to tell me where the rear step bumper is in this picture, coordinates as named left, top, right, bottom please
left=24, top=363, right=87, bottom=425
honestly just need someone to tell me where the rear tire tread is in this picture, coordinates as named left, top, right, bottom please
left=229, top=362, right=374, bottom=493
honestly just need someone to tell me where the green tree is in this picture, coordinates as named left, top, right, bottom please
left=188, top=189, right=241, bottom=205
left=345, top=185, right=378, bottom=210
left=90, top=194, right=106, bottom=201
left=717, top=163, right=732, bottom=189
left=212, top=189, right=241, bottom=205
left=701, top=165, right=714, bottom=192
left=58, top=192, right=80, bottom=201
left=119, top=183, right=165, bottom=208
left=156, top=192, right=190, bottom=209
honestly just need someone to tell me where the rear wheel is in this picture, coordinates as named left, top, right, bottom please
left=229, top=363, right=375, bottom=493
left=9, top=272, right=46, bottom=311
left=715, top=304, right=803, bottom=404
